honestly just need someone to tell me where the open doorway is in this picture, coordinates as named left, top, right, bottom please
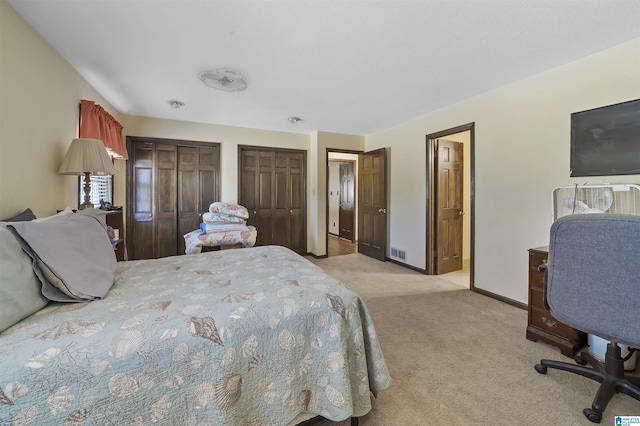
left=426, top=123, right=474, bottom=289
left=326, top=150, right=360, bottom=257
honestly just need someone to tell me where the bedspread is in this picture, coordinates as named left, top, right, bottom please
left=0, top=246, right=390, bottom=425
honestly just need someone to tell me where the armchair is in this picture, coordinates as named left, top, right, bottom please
left=534, top=214, right=640, bottom=423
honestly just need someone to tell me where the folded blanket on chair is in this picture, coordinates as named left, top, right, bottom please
left=199, top=222, right=250, bottom=235
left=202, top=212, right=247, bottom=224
left=208, top=202, right=249, bottom=219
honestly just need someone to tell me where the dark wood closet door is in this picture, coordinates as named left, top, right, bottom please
left=239, top=147, right=306, bottom=254
left=178, top=147, right=199, bottom=256
left=128, top=138, right=220, bottom=260
left=156, top=144, right=178, bottom=258
left=286, top=152, right=305, bottom=253
left=240, top=150, right=274, bottom=247
left=131, top=143, right=155, bottom=260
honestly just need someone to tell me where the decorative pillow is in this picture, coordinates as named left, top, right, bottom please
left=208, top=202, right=250, bottom=219
left=1, top=208, right=36, bottom=222
left=0, top=222, right=49, bottom=332
left=8, top=214, right=118, bottom=303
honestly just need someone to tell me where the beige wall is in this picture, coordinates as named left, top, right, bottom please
left=366, top=38, right=640, bottom=303
left=0, top=0, right=123, bottom=218
left=2, top=0, right=639, bottom=304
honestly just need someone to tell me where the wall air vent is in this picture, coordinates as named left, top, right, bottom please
left=390, top=247, right=407, bottom=262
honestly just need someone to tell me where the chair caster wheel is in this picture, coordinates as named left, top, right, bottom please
left=583, top=407, right=602, bottom=423
left=534, top=364, right=547, bottom=374
left=574, top=355, right=587, bottom=365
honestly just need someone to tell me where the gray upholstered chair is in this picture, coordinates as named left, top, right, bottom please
left=534, top=214, right=640, bottom=423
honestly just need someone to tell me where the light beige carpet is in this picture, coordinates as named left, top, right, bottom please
left=307, top=253, right=640, bottom=426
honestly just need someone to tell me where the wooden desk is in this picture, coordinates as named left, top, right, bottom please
left=526, top=246, right=587, bottom=358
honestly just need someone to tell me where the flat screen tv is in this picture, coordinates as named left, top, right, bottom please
left=570, top=99, right=640, bottom=177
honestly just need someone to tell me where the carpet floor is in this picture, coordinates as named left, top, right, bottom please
left=307, top=253, right=640, bottom=426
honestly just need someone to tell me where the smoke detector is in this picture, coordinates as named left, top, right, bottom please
left=198, top=68, right=247, bottom=92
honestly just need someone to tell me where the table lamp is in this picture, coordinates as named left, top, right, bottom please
left=58, top=138, right=117, bottom=210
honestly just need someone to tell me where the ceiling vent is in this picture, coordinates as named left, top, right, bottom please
left=198, top=68, right=247, bottom=92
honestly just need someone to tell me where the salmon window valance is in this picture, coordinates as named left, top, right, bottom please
left=79, top=99, right=128, bottom=159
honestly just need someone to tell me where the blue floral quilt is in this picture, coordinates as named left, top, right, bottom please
left=0, top=246, right=390, bottom=425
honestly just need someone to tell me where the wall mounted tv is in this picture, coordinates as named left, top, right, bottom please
left=570, top=99, right=640, bottom=177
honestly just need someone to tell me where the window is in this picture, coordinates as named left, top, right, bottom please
left=79, top=175, right=113, bottom=208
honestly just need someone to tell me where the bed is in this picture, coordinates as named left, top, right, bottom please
left=0, top=210, right=391, bottom=425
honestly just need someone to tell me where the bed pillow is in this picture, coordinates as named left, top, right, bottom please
left=8, top=214, right=118, bottom=303
left=33, top=206, right=73, bottom=222
left=1, top=208, right=36, bottom=222
left=0, top=222, right=49, bottom=332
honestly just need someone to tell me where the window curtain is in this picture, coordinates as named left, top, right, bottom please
left=79, top=99, right=128, bottom=159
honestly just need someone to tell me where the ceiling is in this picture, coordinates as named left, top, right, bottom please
left=8, top=0, right=640, bottom=136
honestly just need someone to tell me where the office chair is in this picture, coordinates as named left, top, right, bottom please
left=534, top=214, right=640, bottom=423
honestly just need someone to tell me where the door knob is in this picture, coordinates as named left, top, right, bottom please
left=378, top=208, right=387, bottom=214
left=459, top=211, right=465, bottom=216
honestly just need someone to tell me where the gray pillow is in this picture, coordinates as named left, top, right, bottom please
left=8, top=214, right=118, bottom=303
left=1, top=208, right=36, bottom=222
left=0, top=223, right=49, bottom=332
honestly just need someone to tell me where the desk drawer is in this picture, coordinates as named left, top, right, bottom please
left=529, top=252, right=547, bottom=291
left=530, top=308, right=574, bottom=340
left=529, top=288, right=545, bottom=309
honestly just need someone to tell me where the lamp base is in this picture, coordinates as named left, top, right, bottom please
left=80, top=171, right=93, bottom=210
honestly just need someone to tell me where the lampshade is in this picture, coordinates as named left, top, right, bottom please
left=58, top=138, right=117, bottom=176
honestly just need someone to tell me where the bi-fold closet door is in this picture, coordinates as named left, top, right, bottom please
left=239, top=146, right=306, bottom=255
left=127, top=137, right=220, bottom=259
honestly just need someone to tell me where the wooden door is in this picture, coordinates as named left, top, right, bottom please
left=339, top=162, right=355, bottom=242
left=131, top=142, right=155, bottom=260
left=239, top=147, right=306, bottom=255
left=154, top=144, right=178, bottom=258
left=128, top=138, right=220, bottom=260
left=436, top=139, right=463, bottom=274
left=358, top=148, right=387, bottom=261
left=240, top=150, right=274, bottom=247
left=177, top=146, right=219, bottom=255
left=286, top=152, right=305, bottom=253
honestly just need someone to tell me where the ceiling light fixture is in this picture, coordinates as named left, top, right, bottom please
left=198, top=68, right=247, bottom=92
left=288, top=116, right=303, bottom=124
left=169, top=100, right=185, bottom=109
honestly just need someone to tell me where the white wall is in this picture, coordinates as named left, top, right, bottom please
left=366, top=38, right=640, bottom=303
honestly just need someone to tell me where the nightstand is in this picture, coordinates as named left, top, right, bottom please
left=105, top=210, right=127, bottom=261
left=526, top=246, right=586, bottom=357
